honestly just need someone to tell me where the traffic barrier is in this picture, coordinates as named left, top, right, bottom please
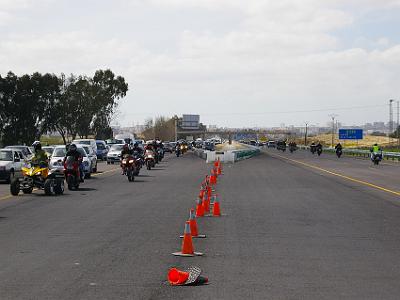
left=180, top=209, right=206, bottom=238
left=173, top=221, right=203, bottom=257
left=168, top=266, right=208, bottom=286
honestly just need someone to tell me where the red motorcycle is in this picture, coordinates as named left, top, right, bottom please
left=64, top=156, right=81, bottom=190
left=121, top=154, right=136, bottom=182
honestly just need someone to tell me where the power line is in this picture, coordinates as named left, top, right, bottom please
left=123, top=103, right=387, bottom=117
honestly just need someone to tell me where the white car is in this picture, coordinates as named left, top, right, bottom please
left=76, top=144, right=98, bottom=173
left=72, top=139, right=97, bottom=154
left=50, top=146, right=92, bottom=178
left=0, top=149, right=26, bottom=183
left=106, top=144, right=125, bottom=164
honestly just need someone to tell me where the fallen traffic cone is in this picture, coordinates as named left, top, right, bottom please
left=180, top=209, right=206, bottom=238
left=168, top=266, right=208, bottom=286
left=173, top=221, right=203, bottom=257
left=195, top=198, right=205, bottom=217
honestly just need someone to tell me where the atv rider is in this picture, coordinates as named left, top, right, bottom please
left=31, top=142, right=49, bottom=167
left=64, top=144, right=84, bottom=182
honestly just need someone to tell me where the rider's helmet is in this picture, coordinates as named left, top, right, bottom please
left=134, top=142, right=139, bottom=148
left=374, top=143, right=378, bottom=146
left=33, top=142, right=42, bottom=153
left=69, top=144, right=77, bottom=151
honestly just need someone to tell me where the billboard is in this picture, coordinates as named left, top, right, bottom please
left=181, top=114, right=200, bottom=129
left=339, top=129, right=363, bottom=140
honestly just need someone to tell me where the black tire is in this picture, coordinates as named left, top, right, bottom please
left=22, top=187, right=33, bottom=194
left=6, top=169, right=14, bottom=184
left=146, top=162, right=151, bottom=170
left=93, top=163, right=97, bottom=173
left=107, top=161, right=110, bottom=165
left=10, top=178, right=20, bottom=196
left=54, top=179, right=64, bottom=195
left=85, top=172, right=91, bottom=179
left=127, top=169, right=134, bottom=182
left=44, top=179, right=54, bottom=196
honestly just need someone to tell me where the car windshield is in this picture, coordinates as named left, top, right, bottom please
left=75, top=140, right=90, bottom=145
left=6, top=146, right=31, bottom=156
left=82, top=146, right=91, bottom=154
left=96, top=143, right=106, bottom=150
left=77, top=148, right=87, bottom=157
left=0, top=151, right=13, bottom=161
left=110, top=145, right=124, bottom=151
left=53, top=148, right=66, bottom=157
left=42, top=147, right=54, bottom=153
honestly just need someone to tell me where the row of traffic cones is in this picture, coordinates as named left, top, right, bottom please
left=168, top=159, right=224, bottom=286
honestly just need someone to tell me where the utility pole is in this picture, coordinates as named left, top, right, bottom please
left=389, top=99, right=394, bottom=145
left=397, top=100, right=400, bottom=149
left=328, top=114, right=338, bottom=148
left=304, top=122, right=308, bottom=146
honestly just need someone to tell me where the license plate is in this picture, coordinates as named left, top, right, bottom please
left=0, top=166, right=5, bottom=171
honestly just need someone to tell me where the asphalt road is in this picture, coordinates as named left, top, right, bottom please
left=1, top=151, right=400, bottom=299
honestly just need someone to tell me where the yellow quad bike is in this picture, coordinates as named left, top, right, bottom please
left=10, top=161, right=65, bottom=196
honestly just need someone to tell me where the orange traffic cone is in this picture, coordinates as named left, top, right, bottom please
left=203, top=194, right=210, bottom=213
left=212, top=196, right=222, bottom=217
left=173, top=221, right=203, bottom=257
left=195, top=198, right=204, bottom=217
left=181, top=209, right=206, bottom=238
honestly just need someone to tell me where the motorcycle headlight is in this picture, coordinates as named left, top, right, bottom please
left=129, top=160, right=134, bottom=164
left=122, top=160, right=127, bottom=164
left=148, top=155, right=153, bottom=158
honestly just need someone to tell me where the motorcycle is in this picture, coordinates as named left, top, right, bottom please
left=144, top=149, right=156, bottom=170
left=317, top=147, right=322, bottom=156
left=133, top=151, right=143, bottom=176
left=371, top=152, right=382, bottom=165
left=310, top=145, right=316, bottom=154
left=157, top=148, right=164, bottom=162
left=121, top=154, right=136, bottom=182
left=10, top=161, right=64, bottom=196
left=336, top=149, right=342, bottom=158
left=64, top=156, right=82, bottom=190
left=289, top=144, right=297, bottom=153
left=176, top=146, right=181, bottom=157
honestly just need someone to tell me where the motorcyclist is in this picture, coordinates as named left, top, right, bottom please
left=120, top=144, right=133, bottom=174
left=335, top=143, right=343, bottom=151
left=316, top=141, right=323, bottom=154
left=310, top=141, right=316, bottom=154
left=31, top=142, right=48, bottom=166
left=370, top=143, right=382, bottom=160
left=65, top=144, right=84, bottom=181
left=132, top=142, right=143, bottom=156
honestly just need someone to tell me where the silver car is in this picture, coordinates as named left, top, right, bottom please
left=50, top=146, right=92, bottom=178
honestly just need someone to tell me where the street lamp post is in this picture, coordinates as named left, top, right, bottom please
left=329, top=114, right=338, bottom=148
left=304, top=122, right=308, bottom=146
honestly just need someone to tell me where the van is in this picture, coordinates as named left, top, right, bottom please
left=72, top=139, right=97, bottom=153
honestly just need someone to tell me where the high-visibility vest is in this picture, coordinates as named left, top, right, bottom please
left=372, top=145, right=380, bottom=153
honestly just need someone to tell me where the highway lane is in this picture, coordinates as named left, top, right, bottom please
left=262, top=148, right=400, bottom=196
left=1, top=151, right=400, bottom=299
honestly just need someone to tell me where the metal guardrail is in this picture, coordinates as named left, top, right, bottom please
left=297, top=146, right=400, bottom=162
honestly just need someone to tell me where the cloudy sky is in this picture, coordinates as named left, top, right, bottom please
left=1, top=0, right=400, bottom=128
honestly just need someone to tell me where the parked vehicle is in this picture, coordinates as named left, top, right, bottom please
left=163, top=142, right=173, bottom=153
left=64, top=156, right=81, bottom=190
left=267, top=141, right=276, bottom=148
left=72, top=139, right=97, bottom=154
left=0, top=149, right=25, bottom=183
left=105, top=138, right=125, bottom=145
left=77, top=144, right=98, bottom=174
left=96, top=140, right=108, bottom=160
left=106, top=144, right=125, bottom=164
left=5, top=145, right=33, bottom=159
left=203, top=141, right=215, bottom=151
left=10, top=161, right=64, bottom=196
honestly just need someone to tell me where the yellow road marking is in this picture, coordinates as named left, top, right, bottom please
left=0, top=168, right=119, bottom=201
left=269, top=153, right=400, bottom=197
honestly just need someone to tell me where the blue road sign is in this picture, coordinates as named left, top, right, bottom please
left=339, top=129, right=363, bottom=140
